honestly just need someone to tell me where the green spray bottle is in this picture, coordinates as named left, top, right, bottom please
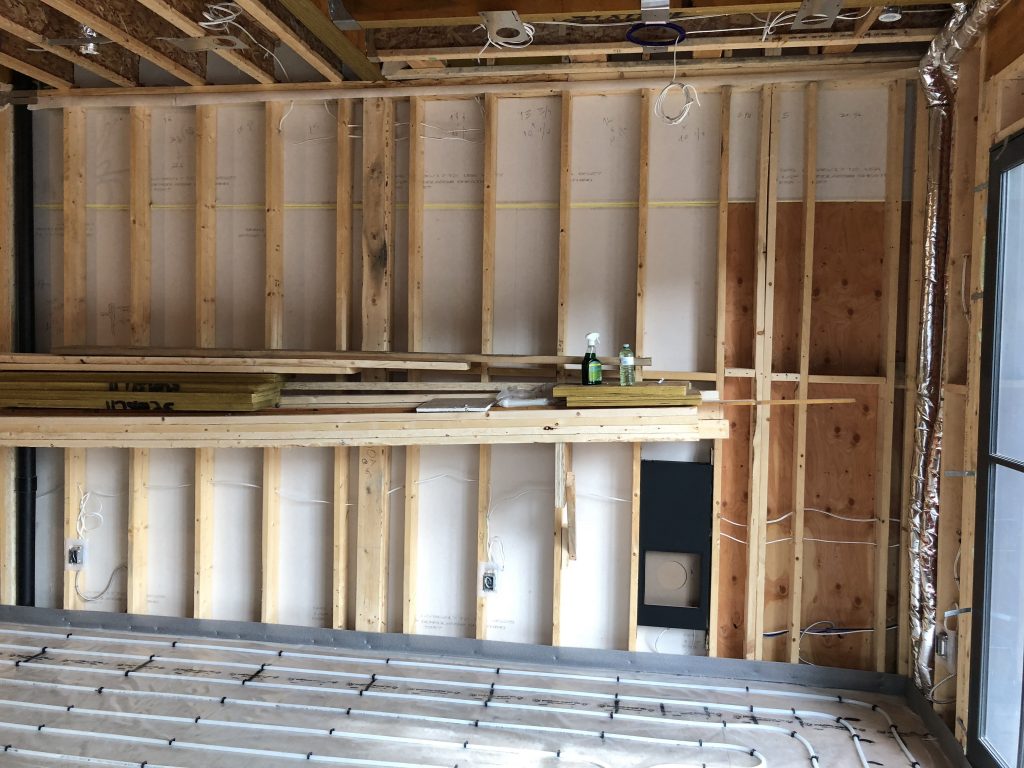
left=582, top=332, right=602, bottom=385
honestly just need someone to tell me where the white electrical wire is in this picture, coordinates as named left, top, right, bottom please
left=654, top=35, right=700, bottom=126
left=199, top=2, right=289, bottom=81
left=72, top=485, right=128, bottom=604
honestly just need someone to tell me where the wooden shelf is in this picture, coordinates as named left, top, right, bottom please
left=0, top=405, right=728, bottom=448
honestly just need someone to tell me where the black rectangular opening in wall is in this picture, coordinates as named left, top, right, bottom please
left=638, top=460, right=713, bottom=632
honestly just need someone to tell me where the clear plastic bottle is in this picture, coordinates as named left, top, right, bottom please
left=619, top=343, right=636, bottom=386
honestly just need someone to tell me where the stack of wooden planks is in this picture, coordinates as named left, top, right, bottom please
left=553, top=382, right=701, bottom=408
left=0, top=372, right=283, bottom=412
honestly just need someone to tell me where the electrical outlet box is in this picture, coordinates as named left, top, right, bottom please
left=65, top=538, right=85, bottom=572
left=478, top=562, right=498, bottom=596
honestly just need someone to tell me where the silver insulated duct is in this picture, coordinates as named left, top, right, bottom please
left=910, top=0, right=1006, bottom=692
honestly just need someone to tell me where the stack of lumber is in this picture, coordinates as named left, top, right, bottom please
left=553, top=382, right=701, bottom=408
left=0, top=372, right=282, bottom=412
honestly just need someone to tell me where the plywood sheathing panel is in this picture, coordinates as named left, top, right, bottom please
left=803, top=384, right=878, bottom=670
left=717, top=376, right=753, bottom=659
left=763, top=380, right=797, bottom=662
left=725, top=203, right=756, bottom=371
left=809, top=202, right=886, bottom=376
left=772, top=201, right=805, bottom=374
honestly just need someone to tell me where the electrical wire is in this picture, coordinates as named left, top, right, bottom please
left=199, top=2, right=289, bottom=81
left=72, top=486, right=127, bottom=604
left=653, top=34, right=700, bottom=126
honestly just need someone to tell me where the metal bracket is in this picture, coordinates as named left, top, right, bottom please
left=942, top=470, right=976, bottom=478
left=790, top=0, right=842, bottom=30
left=641, top=0, right=671, bottom=23
left=329, top=0, right=362, bottom=31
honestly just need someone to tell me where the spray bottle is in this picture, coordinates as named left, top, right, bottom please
left=582, top=332, right=602, bottom=385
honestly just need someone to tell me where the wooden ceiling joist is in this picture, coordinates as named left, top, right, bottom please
left=374, top=27, right=939, bottom=64
left=0, top=0, right=138, bottom=86
left=134, top=0, right=277, bottom=84
left=343, top=0, right=943, bottom=28
left=37, top=0, right=206, bottom=86
left=827, top=6, right=884, bottom=54
left=0, top=34, right=74, bottom=89
left=232, top=0, right=380, bottom=82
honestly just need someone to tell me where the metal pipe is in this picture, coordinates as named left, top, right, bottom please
left=911, top=0, right=1007, bottom=692
left=11, top=73, right=36, bottom=608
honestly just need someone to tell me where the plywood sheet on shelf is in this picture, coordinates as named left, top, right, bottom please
left=717, top=376, right=753, bottom=659
left=146, top=447, right=193, bottom=618
left=803, top=383, right=879, bottom=671
left=278, top=447, right=333, bottom=628
left=485, top=444, right=555, bottom=645
left=724, top=203, right=756, bottom=370
left=809, top=202, right=885, bottom=377
left=413, top=445, right=478, bottom=638
left=764, top=381, right=797, bottom=663
left=644, top=207, right=717, bottom=372
left=211, top=448, right=261, bottom=623
left=560, top=442, right=632, bottom=651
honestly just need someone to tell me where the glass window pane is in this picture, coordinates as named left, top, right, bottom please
left=980, top=465, right=1024, bottom=766
left=995, top=162, right=1024, bottom=461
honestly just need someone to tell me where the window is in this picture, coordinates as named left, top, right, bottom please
left=970, top=131, right=1024, bottom=768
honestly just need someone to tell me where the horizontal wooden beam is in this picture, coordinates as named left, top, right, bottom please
left=37, top=0, right=206, bottom=85
left=344, top=0, right=943, bottom=27
left=134, top=0, right=277, bottom=83
left=374, top=28, right=938, bottom=63
left=0, top=406, right=729, bottom=448
left=0, top=34, right=74, bottom=89
left=985, top=0, right=1024, bottom=80
left=232, top=0, right=379, bottom=82
left=0, top=0, right=138, bottom=86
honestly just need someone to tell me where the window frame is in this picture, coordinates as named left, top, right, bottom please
left=968, top=129, right=1024, bottom=768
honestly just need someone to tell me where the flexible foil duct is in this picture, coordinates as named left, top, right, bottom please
left=911, top=0, right=1007, bottom=692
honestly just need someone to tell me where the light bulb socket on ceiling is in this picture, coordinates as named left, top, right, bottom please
left=878, top=5, right=904, bottom=22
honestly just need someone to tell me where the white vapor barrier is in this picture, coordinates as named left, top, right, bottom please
left=78, top=449, right=129, bottom=613
left=414, top=446, right=478, bottom=637
left=729, top=89, right=762, bottom=202
left=776, top=87, right=807, bottom=202
left=0, top=621, right=953, bottom=767
left=387, top=448, right=406, bottom=633
left=484, top=445, right=555, bottom=645
left=34, top=449, right=64, bottom=610
left=278, top=448, right=333, bottom=628
left=648, top=89, right=722, bottom=203
left=32, top=110, right=62, bottom=352
left=146, top=449, right=194, bottom=618
left=816, top=86, right=889, bottom=202
left=560, top=443, right=632, bottom=650
left=212, top=449, right=262, bottom=623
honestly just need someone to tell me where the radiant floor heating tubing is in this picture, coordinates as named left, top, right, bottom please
left=0, top=624, right=934, bottom=768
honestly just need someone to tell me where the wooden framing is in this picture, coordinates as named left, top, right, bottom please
left=788, top=81, right=818, bottom=663
left=332, top=446, right=350, bottom=629
left=556, top=92, right=573, bottom=359
left=402, top=446, right=419, bottom=632
left=0, top=103, right=11, bottom=605
left=872, top=80, right=906, bottom=672
left=134, top=0, right=276, bottom=84
left=127, top=448, right=149, bottom=614
left=744, top=84, right=779, bottom=661
left=476, top=444, right=491, bottom=640
left=195, top=105, right=217, bottom=348
left=552, top=442, right=570, bottom=646
left=0, top=0, right=137, bottom=87
left=264, top=102, right=285, bottom=351
left=38, top=0, right=206, bottom=86
left=63, top=107, right=86, bottom=347
left=129, top=107, right=152, bottom=347
left=827, top=7, right=885, bottom=54
left=337, top=99, right=354, bottom=350
left=0, top=447, right=13, bottom=605
left=261, top=446, right=281, bottom=623
left=193, top=448, right=215, bottom=619
left=355, top=446, right=390, bottom=632
left=627, top=443, right=642, bottom=651
left=63, top=448, right=86, bottom=610
left=709, top=85, right=732, bottom=658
